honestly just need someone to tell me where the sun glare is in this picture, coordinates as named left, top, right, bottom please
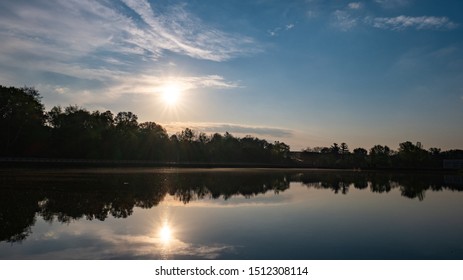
left=159, top=223, right=172, bottom=243
left=161, top=84, right=181, bottom=106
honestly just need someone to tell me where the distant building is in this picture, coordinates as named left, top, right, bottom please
left=443, top=160, right=463, bottom=169
left=290, top=151, right=303, bottom=161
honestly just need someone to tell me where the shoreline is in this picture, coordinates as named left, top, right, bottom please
left=0, top=157, right=459, bottom=173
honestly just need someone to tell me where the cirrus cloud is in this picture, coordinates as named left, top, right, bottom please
left=368, top=15, right=458, bottom=30
left=332, top=10, right=359, bottom=31
left=162, top=122, right=294, bottom=138
left=0, top=0, right=258, bottom=103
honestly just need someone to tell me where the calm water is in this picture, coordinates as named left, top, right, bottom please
left=1, top=168, right=462, bottom=259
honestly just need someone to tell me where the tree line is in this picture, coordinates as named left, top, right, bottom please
left=1, top=85, right=461, bottom=168
left=0, top=85, right=290, bottom=163
left=300, top=141, right=463, bottom=169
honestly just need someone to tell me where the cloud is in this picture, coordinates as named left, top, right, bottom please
left=31, top=73, right=241, bottom=108
left=332, top=2, right=367, bottom=31
left=3, top=0, right=257, bottom=62
left=329, top=1, right=458, bottom=32
left=120, top=0, right=258, bottom=61
left=106, top=74, right=240, bottom=98
left=102, top=234, right=236, bottom=259
left=368, top=15, right=458, bottom=30
left=268, top=23, right=295, bottom=36
left=348, top=2, right=362, bottom=10
left=25, top=228, right=237, bottom=259
left=332, top=10, right=358, bottom=31
left=162, top=122, right=294, bottom=138
left=0, top=0, right=257, bottom=104
left=53, top=86, right=69, bottom=95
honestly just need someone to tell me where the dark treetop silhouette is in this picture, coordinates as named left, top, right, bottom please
left=1, top=85, right=462, bottom=168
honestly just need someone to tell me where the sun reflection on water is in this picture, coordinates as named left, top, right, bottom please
left=148, top=203, right=234, bottom=259
left=159, top=222, right=173, bottom=244
left=155, top=207, right=178, bottom=259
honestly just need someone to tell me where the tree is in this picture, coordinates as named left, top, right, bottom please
left=330, top=143, right=340, bottom=154
left=114, top=111, right=138, bottom=129
left=113, top=112, right=139, bottom=159
left=353, top=147, right=368, bottom=168
left=0, top=86, right=46, bottom=156
left=340, top=142, right=349, bottom=155
left=429, top=147, right=441, bottom=156
left=369, top=145, right=392, bottom=168
left=138, top=122, right=168, bottom=160
left=178, top=128, right=195, bottom=143
left=198, top=132, right=209, bottom=144
left=47, top=105, right=100, bottom=158
left=272, top=141, right=290, bottom=160
left=320, top=147, right=331, bottom=154
left=353, top=148, right=367, bottom=156
left=397, top=141, right=430, bottom=168
left=90, top=110, right=115, bottom=159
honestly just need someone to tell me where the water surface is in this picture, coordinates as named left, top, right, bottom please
left=1, top=168, right=462, bottom=259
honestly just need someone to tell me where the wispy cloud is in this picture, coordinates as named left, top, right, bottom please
left=368, top=15, right=458, bottom=30
left=330, top=0, right=458, bottom=32
left=28, top=226, right=236, bottom=259
left=331, top=4, right=458, bottom=32
left=348, top=2, right=363, bottom=10
left=332, top=10, right=358, bottom=31
left=268, top=23, right=295, bottom=36
left=0, top=0, right=257, bottom=101
left=163, top=122, right=294, bottom=138
left=121, top=0, right=257, bottom=61
left=107, top=74, right=240, bottom=98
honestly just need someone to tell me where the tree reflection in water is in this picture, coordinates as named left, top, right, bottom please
left=0, top=169, right=462, bottom=243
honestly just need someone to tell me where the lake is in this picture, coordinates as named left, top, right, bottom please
left=1, top=168, right=462, bottom=259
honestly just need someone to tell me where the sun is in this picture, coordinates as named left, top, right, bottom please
left=161, top=84, right=181, bottom=106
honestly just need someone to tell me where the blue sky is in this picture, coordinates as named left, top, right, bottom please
left=1, top=0, right=462, bottom=151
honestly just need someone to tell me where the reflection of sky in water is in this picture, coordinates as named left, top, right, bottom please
left=1, top=180, right=463, bottom=259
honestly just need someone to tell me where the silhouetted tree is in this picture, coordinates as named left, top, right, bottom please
left=369, top=145, right=392, bottom=168
left=138, top=122, right=168, bottom=160
left=429, top=147, right=441, bottom=156
left=353, top=147, right=368, bottom=168
left=0, top=86, right=47, bottom=156
left=340, top=142, right=349, bottom=155
left=272, top=141, right=290, bottom=160
left=397, top=141, right=431, bottom=168
left=47, top=105, right=101, bottom=158
left=330, top=143, right=340, bottom=154
left=113, top=111, right=138, bottom=159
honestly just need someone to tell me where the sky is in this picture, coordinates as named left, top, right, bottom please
left=1, top=0, right=462, bottom=151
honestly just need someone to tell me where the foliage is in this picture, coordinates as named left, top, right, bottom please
left=2, top=85, right=461, bottom=169
left=301, top=141, right=460, bottom=169
left=1, top=85, right=290, bottom=163
left=0, top=86, right=47, bottom=156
